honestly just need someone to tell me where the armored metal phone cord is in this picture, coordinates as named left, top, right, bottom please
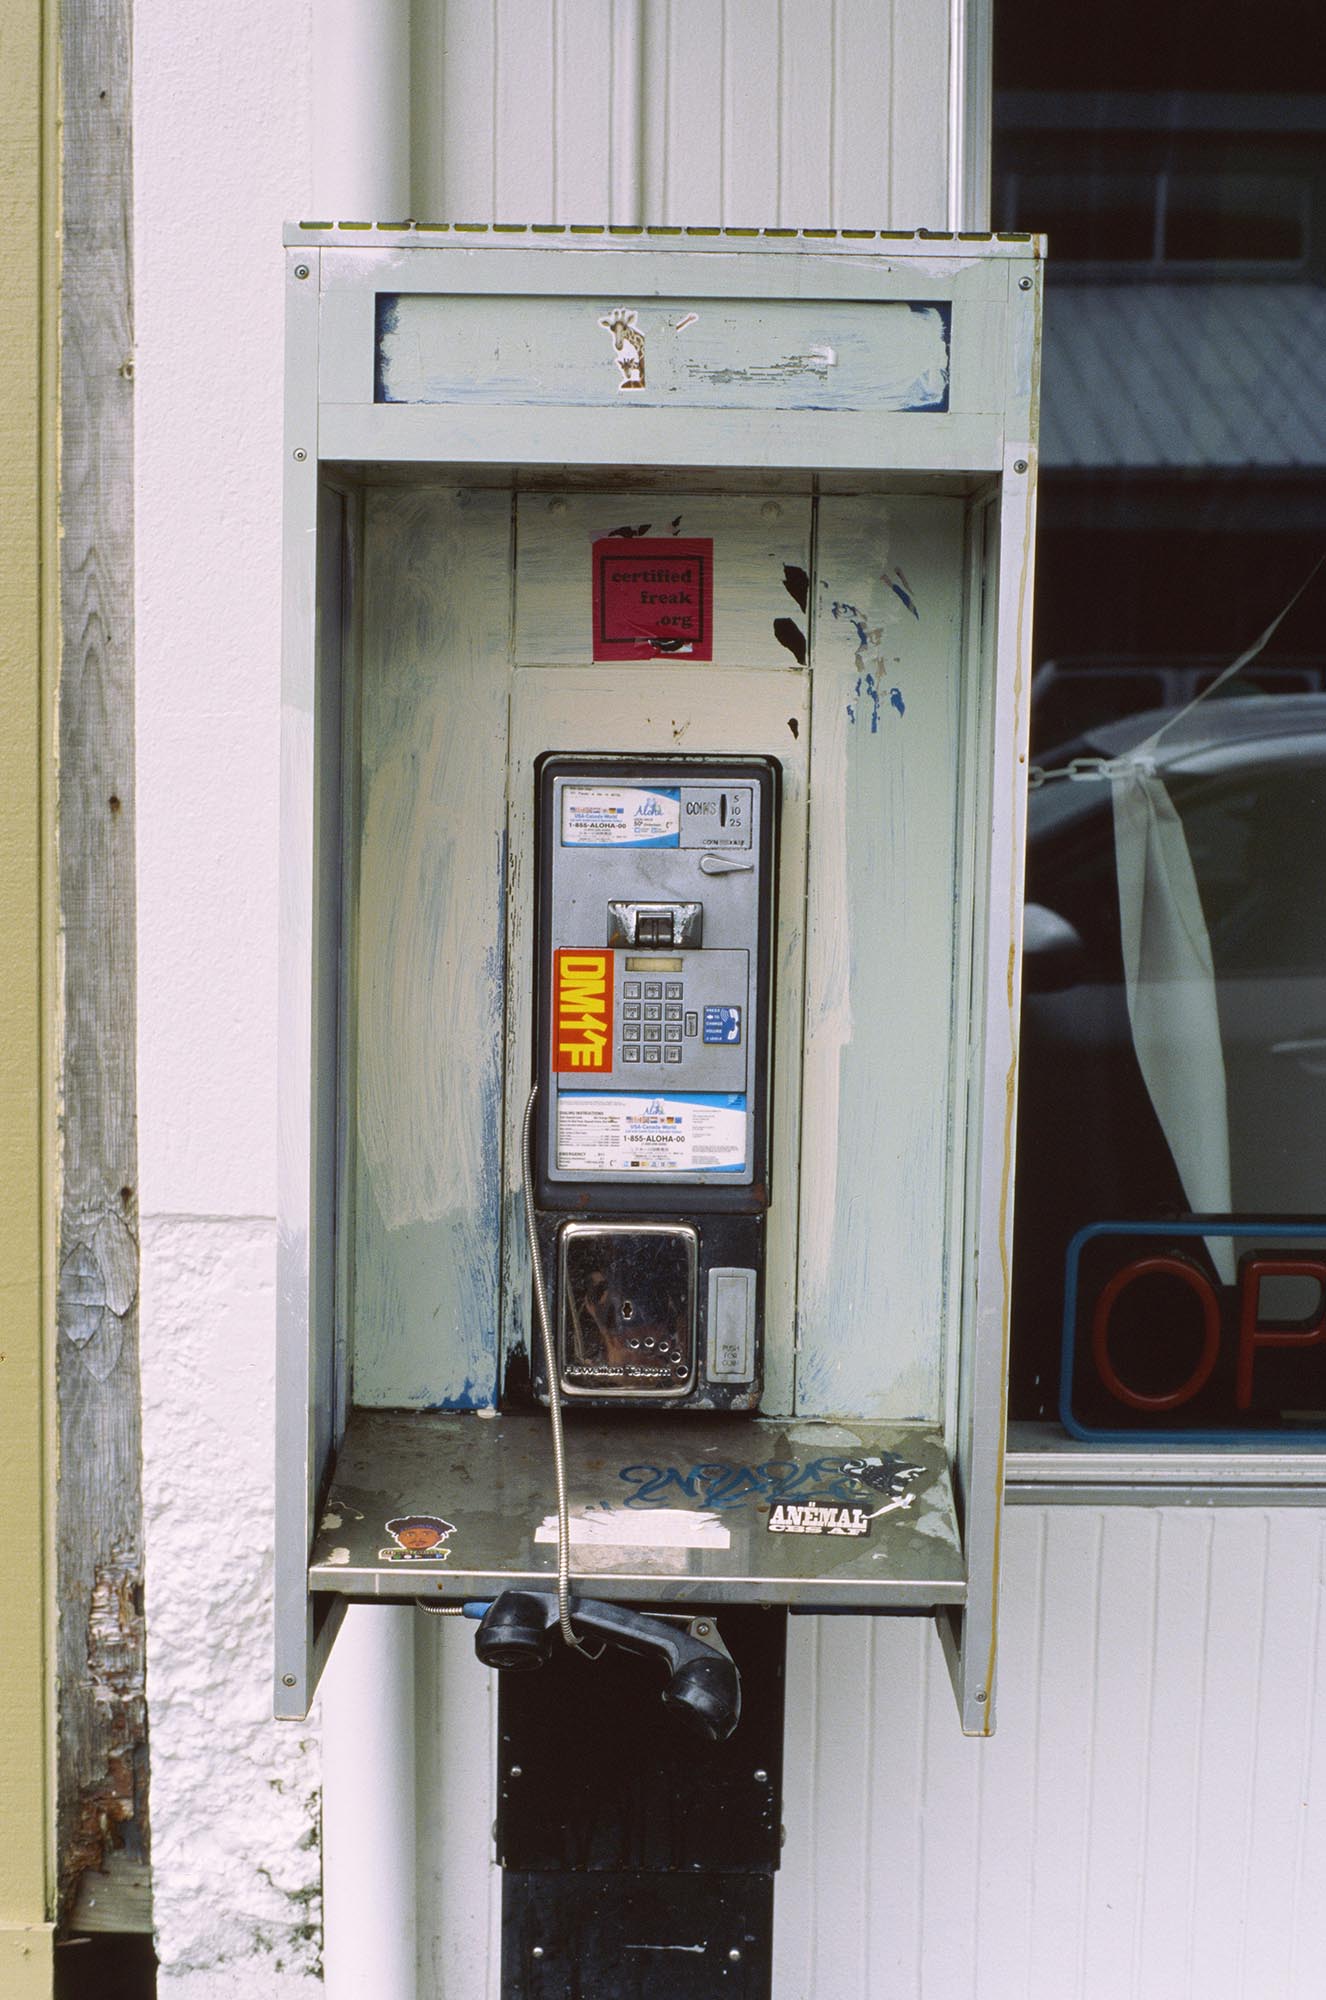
left=523, top=1082, right=586, bottom=1652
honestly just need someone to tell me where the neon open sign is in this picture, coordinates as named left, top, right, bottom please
left=1061, top=1221, right=1326, bottom=1442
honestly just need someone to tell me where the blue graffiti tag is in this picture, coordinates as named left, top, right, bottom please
left=617, top=1454, right=923, bottom=1512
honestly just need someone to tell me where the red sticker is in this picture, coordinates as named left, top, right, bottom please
left=592, top=538, right=713, bottom=661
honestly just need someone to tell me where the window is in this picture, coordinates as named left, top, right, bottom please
left=996, top=8, right=1326, bottom=1465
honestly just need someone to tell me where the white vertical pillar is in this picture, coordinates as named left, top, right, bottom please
left=948, top=0, right=993, bottom=229
left=312, top=16, right=413, bottom=1999
left=312, top=0, right=412, bottom=219
left=610, top=0, right=645, bottom=226
left=322, top=1604, right=419, bottom=2000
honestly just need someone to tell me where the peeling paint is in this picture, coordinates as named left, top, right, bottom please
left=884, top=565, right=921, bottom=618
left=833, top=599, right=907, bottom=730
left=67, top=1544, right=147, bottom=1885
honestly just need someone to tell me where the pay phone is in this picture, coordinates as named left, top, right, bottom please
left=529, top=755, right=779, bottom=1410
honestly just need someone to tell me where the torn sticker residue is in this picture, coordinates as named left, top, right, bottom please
left=535, top=1506, right=730, bottom=1550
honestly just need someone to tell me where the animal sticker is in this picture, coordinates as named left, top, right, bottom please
left=599, top=307, right=646, bottom=390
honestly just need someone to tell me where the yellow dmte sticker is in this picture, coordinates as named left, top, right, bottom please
left=553, top=949, right=613, bottom=1072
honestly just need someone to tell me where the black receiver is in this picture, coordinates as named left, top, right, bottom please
left=474, top=1591, right=742, bottom=1742
left=529, top=755, right=779, bottom=1411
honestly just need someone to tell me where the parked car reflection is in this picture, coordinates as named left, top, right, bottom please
left=1011, top=693, right=1326, bottom=1421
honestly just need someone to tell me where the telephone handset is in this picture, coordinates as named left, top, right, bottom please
left=529, top=754, right=779, bottom=1410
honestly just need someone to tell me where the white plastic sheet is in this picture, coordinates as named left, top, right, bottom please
left=1105, top=553, right=1325, bottom=1282
left=1110, top=761, right=1235, bottom=1282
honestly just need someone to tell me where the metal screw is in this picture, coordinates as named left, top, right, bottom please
left=281, top=1673, right=296, bottom=1688
left=729, top=1947, right=742, bottom=1961
left=694, top=1621, right=711, bottom=1637
left=1018, top=276, right=1032, bottom=291
left=753, top=1769, right=768, bottom=1784
left=293, top=448, right=308, bottom=463
left=510, top=1764, right=523, bottom=1778
left=975, top=1688, right=988, bottom=1703
left=295, top=263, right=310, bottom=280
left=532, top=1946, right=545, bottom=1959
left=1013, top=459, right=1028, bottom=475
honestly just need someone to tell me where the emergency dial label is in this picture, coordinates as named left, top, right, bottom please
left=561, top=786, right=681, bottom=848
left=553, top=950, right=614, bottom=1072
left=557, top=1092, right=747, bottom=1173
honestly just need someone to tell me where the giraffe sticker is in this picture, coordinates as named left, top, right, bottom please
left=599, top=307, right=646, bottom=390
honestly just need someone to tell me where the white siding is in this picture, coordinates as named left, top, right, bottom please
left=775, top=1505, right=1326, bottom=2000
left=410, top=1507, right=1326, bottom=1997
left=410, top=0, right=955, bottom=229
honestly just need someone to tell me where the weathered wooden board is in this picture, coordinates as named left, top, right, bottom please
left=1, top=0, right=53, bottom=1955
left=796, top=493, right=967, bottom=1421
left=500, top=663, right=809, bottom=1415
left=56, top=0, right=149, bottom=1924
left=351, top=487, right=513, bottom=1407
left=514, top=489, right=812, bottom=668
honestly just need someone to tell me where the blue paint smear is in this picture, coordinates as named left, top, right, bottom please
left=906, top=301, right=952, bottom=413
left=887, top=578, right=920, bottom=618
left=375, top=293, right=402, bottom=403
left=833, top=598, right=906, bottom=728
left=424, top=1374, right=496, bottom=1414
left=828, top=599, right=871, bottom=650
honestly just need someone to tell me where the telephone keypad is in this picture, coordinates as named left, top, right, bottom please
left=615, top=964, right=748, bottom=1076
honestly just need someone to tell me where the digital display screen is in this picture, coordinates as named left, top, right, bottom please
left=625, top=955, right=684, bottom=973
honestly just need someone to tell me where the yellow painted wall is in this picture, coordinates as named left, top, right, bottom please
left=0, top=0, right=55, bottom=1990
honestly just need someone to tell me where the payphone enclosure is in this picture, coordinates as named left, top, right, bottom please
left=276, top=230, right=1041, bottom=1735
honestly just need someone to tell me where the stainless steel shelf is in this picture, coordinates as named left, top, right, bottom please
left=308, top=1408, right=966, bottom=1609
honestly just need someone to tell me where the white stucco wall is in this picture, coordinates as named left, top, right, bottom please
left=134, top=2, right=319, bottom=1990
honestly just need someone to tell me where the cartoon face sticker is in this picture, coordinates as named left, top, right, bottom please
left=380, top=1514, right=456, bottom=1562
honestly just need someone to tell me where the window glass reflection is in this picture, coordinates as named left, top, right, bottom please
left=998, top=8, right=1326, bottom=1437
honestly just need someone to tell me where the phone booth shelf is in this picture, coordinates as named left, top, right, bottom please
left=277, top=227, right=1042, bottom=1737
